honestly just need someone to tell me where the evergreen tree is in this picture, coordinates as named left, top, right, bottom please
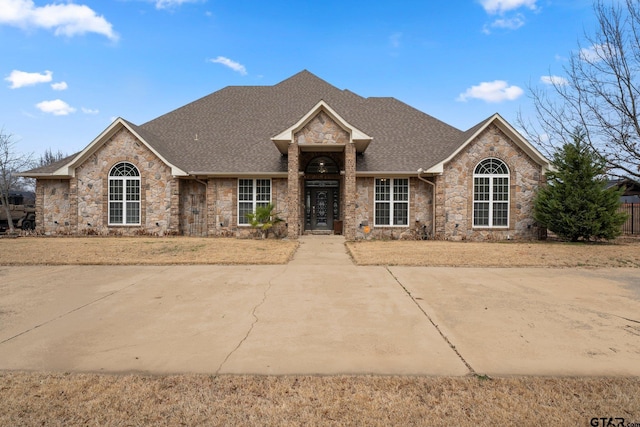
left=534, top=130, right=627, bottom=241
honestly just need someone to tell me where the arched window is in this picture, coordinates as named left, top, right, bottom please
left=473, top=158, right=509, bottom=227
left=108, top=162, right=140, bottom=225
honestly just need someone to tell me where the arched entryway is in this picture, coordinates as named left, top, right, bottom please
left=273, top=102, right=371, bottom=239
left=304, top=156, right=341, bottom=232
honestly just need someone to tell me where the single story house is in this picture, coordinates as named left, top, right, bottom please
left=22, top=70, right=550, bottom=240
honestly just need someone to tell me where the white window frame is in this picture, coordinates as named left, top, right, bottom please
left=374, top=178, right=409, bottom=227
left=108, top=162, right=141, bottom=226
left=238, top=178, right=272, bottom=226
left=473, top=158, right=510, bottom=228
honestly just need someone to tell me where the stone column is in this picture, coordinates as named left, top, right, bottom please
left=206, top=178, right=216, bottom=236
left=35, top=180, right=44, bottom=234
left=287, top=141, right=300, bottom=238
left=434, top=175, right=445, bottom=239
left=69, top=177, right=78, bottom=235
left=169, top=178, right=180, bottom=234
left=344, top=143, right=356, bottom=240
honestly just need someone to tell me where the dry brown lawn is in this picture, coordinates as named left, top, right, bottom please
left=1, top=373, right=638, bottom=426
left=1, top=235, right=639, bottom=267
left=0, top=236, right=298, bottom=265
left=2, top=236, right=639, bottom=425
left=347, top=239, right=640, bottom=268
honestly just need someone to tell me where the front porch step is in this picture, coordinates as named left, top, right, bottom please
left=304, top=230, right=334, bottom=235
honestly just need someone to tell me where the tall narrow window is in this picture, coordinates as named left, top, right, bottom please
left=238, top=179, right=271, bottom=225
left=473, top=158, right=509, bottom=227
left=109, top=162, right=140, bottom=225
left=375, top=178, right=409, bottom=226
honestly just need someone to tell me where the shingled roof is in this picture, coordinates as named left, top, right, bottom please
left=25, top=71, right=540, bottom=177
left=137, top=70, right=466, bottom=174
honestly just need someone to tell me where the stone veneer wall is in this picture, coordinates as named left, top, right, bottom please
left=295, top=111, right=350, bottom=146
left=287, top=140, right=300, bottom=238
left=204, top=177, right=288, bottom=238
left=344, top=143, right=356, bottom=240
left=271, top=178, right=289, bottom=237
left=39, top=128, right=177, bottom=236
left=441, top=124, right=543, bottom=241
left=288, top=111, right=354, bottom=239
left=206, top=178, right=235, bottom=237
left=37, top=179, right=72, bottom=235
left=354, top=177, right=434, bottom=240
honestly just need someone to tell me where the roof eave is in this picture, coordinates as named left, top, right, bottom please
left=355, top=171, right=431, bottom=177
left=425, top=113, right=551, bottom=174
left=189, top=172, right=289, bottom=178
left=16, top=172, right=73, bottom=178
left=27, top=118, right=189, bottom=178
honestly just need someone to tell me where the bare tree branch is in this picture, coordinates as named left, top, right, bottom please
left=0, top=128, right=34, bottom=233
left=519, top=0, right=640, bottom=180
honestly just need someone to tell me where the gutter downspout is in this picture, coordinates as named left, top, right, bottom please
left=417, top=168, right=436, bottom=239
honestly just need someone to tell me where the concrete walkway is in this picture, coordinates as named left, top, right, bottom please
left=1, top=235, right=639, bottom=376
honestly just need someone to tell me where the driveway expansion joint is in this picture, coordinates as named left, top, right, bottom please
left=384, top=266, right=477, bottom=376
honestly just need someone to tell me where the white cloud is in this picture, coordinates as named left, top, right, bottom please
left=541, top=75, right=569, bottom=86
left=5, top=69, right=52, bottom=88
left=457, top=80, right=524, bottom=103
left=154, top=0, right=200, bottom=9
left=482, top=14, right=525, bottom=34
left=480, top=0, right=536, bottom=33
left=51, top=81, right=68, bottom=91
left=579, top=43, right=611, bottom=62
left=0, top=0, right=118, bottom=40
left=208, top=56, right=247, bottom=75
left=36, top=99, right=76, bottom=115
left=480, top=0, right=537, bottom=14
left=81, top=107, right=99, bottom=114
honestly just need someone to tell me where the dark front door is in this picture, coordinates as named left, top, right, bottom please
left=305, top=181, right=339, bottom=231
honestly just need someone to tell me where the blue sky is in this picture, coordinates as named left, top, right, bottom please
left=1, top=0, right=598, bottom=158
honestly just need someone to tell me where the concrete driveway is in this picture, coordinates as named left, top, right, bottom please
left=1, top=236, right=639, bottom=376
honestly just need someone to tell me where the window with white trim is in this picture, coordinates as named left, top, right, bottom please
left=473, top=158, right=509, bottom=227
left=375, top=178, right=409, bottom=226
left=108, top=162, right=140, bottom=225
left=238, top=179, right=271, bottom=225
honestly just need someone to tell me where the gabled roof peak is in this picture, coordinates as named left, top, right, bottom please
left=423, top=113, right=550, bottom=174
left=271, top=100, right=372, bottom=154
